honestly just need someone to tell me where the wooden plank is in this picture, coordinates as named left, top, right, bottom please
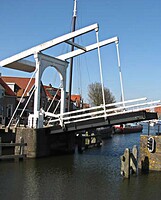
left=4, top=60, right=35, bottom=72
left=0, top=143, right=27, bottom=147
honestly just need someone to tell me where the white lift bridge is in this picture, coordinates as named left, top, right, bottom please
left=0, top=23, right=159, bottom=131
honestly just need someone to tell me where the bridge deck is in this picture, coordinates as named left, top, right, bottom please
left=49, top=111, right=157, bottom=134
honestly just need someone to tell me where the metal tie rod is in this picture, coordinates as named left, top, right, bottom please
left=65, top=40, right=86, bottom=51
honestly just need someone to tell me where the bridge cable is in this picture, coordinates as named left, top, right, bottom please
left=115, top=42, right=125, bottom=109
left=47, top=99, right=61, bottom=125
left=95, top=30, right=106, bottom=118
left=46, top=84, right=61, bottom=112
left=7, top=69, right=38, bottom=128
left=14, top=86, right=36, bottom=128
left=53, top=99, right=61, bottom=114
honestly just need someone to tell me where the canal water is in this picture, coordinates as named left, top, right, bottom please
left=0, top=125, right=161, bottom=200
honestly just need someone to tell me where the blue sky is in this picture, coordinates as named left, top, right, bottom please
left=1, top=0, right=161, bottom=103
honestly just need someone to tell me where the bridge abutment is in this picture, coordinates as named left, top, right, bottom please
left=15, top=127, right=75, bottom=158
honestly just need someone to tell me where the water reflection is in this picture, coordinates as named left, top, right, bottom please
left=0, top=127, right=161, bottom=200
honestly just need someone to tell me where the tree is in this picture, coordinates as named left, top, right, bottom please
left=88, top=82, right=115, bottom=106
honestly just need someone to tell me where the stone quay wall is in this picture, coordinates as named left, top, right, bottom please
left=139, top=135, right=161, bottom=171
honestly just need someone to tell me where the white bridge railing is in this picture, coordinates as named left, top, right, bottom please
left=45, top=97, right=160, bottom=127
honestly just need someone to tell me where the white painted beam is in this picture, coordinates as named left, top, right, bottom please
left=1, top=36, right=117, bottom=73
left=0, top=23, right=98, bottom=67
left=57, top=36, right=118, bottom=60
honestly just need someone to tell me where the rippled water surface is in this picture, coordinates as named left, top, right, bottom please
left=0, top=126, right=161, bottom=200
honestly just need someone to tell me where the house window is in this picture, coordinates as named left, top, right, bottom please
left=0, top=89, right=5, bottom=98
left=7, top=104, right=13, bottom=118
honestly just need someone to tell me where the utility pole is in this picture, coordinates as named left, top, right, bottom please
left=68, top=0, right=77, bottom=112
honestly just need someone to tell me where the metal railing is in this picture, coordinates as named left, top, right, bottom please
left=45, top=97, right=161, bottom=127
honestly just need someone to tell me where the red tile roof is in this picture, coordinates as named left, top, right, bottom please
left=43, top=85, right=61, bottom=100
left=1, top=76, right=82, bottom=104
left=0, top=77, right=16, bottom=96
left=71, top=94, right=81, bottom=102
left=1, top=76, right=35, bottom=96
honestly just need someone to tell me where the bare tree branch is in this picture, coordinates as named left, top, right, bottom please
left=88, top=82, right=115, bottom=106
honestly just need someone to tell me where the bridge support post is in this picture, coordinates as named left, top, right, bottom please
left=33, top=53, right=42, bottom=128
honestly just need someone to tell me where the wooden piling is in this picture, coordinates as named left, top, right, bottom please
left=130, top=145, right=138, bottom=174
left=120, top=148, right=130, bottom=178
left=121, top=145, right=138, bottom=178
left=19, top=137, right=25, bottom=155
left=0, top=137, right=27, bottom=161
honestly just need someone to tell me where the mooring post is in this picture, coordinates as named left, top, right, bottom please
left=120, top=148, right=130, bottom=178
left=121, top=146, right=138, bottom=178
left=19, top=137, right=24, bottom=155
left=130, top=145, right=138, bottom=174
